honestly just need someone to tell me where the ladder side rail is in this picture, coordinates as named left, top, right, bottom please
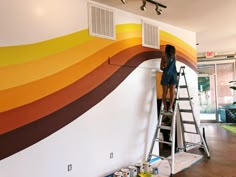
left=170, top=100, right=179, bottom=175
left=178, top=104, right=187, bottom=152
left=182, top=68, right=211, bottom=158
left=147, top=102, right=164, bottom=161
left=181, top=68, right=200, bottom=134
left=169, top=66, right=184, bottom=175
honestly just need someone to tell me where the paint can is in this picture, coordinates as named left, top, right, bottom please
left=113, top=171, right=123, bottom=177
left=128, top=166, right=138, bottom=177
left=121, top=168, right=130, bottom=177
left=135, top=163, right=144, bottom=174
left=143, top=161, right=151, bottom=173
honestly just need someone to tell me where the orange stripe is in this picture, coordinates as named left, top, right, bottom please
left=0, top=38, right=142, bottom=112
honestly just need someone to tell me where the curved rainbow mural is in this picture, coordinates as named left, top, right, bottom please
left=0, top=24, right=196, bottom=159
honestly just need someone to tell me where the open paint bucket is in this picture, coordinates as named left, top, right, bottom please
left=121, top=168, right=130, bottom=177
left=135, top=163, right=144, bottom=174
left=114, top=171, right=123, bottom=177
left=128, top=166, right=137, bottom=177
left=143, top=161, right=151, bottom=173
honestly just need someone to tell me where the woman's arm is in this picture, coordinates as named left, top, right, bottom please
left=160, top=56, right=167, bottom=71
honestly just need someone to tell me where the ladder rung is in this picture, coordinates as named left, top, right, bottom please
left=184, top=131, right=198, bottom=134
left=185, top=141, right=201, bottom=146
left=179, top=85, right=187, bottom=88
left=177, top=97, right=192, bottom=101
left=177, top=72, right=185, bottom=76
left=179, top=109, right=192, bottom=113
left=155, top=138, right=172, bottom=145
left=161, top=112, right=173, bottom=116
left=182, top=120, right=195, bottom=124
left=159, top=125, right=171, bottom=130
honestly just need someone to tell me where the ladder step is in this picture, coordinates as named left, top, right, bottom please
left=177, top=97, right=192, bottom=101
left=177, top=72, right=185, bottom=76
left=182, top=120, right=195, bottom=124
left=159, top=125, right=171, bottom=130
left=184, top=131, right=198, bottom=134
left=185, top=141, right=201, bottom=146
left=179, top=85, right=188, bottom=88
left=179, top=109, right=192, bottom=113
left=155, top=138, right=172, bottom=145
left=161, top=112, right=173, bottom=116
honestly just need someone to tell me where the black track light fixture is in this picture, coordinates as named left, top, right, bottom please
left=121, top=0, right=126, bottom=4
left=140, top=0, right=147, bottom=11
left=121, top=0, right=167, bottom=15
left=155, top=4, right=162, bottom=15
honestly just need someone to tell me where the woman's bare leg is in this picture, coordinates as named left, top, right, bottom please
left=162, top=85, right=168, bottom=111
left=169, top=85, right=176, bottom=110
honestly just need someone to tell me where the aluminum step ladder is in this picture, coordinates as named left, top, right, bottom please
left=147, top=66, right=210, bottom=176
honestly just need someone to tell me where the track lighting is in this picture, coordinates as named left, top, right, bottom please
left=121, top=0, right=167, bottom=15
left=155, top=5, right=162, bottom=15
left=140, top=0, right=146, bottom=11
left=121, top=0, right=125, bottom=4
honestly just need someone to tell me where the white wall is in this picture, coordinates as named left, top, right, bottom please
left=0, top=1, right=197, bottom=177
left=0, top=0, right=87, bottom=46
left=0, top=60, right=158, bottom=177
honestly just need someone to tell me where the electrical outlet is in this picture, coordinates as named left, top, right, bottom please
left=68, top=164, right=72, bottom=171
left=110, top=152, right=113, bottom=159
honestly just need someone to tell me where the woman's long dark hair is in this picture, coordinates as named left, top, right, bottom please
left=165, top=44, right=176, bottom=58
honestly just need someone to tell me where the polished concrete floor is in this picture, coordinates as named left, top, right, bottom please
left=173, top=124, right=236, bottom=177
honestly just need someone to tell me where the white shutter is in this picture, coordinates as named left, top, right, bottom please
left=89, top=3, right=115, bottom=40
left=142, top=20, right=160, bottom=49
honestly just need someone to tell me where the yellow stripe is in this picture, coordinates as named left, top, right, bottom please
left=0, top=30, right=94, bottom=67
left=0, top=24, right=141, bottom=67
left=0, top=31, right=141, bottom=90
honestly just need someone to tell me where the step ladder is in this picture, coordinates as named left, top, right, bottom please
left=147, top=66, right=210, bottom=176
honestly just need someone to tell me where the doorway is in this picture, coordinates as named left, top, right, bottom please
left=198, top=60, right=236, bottom=123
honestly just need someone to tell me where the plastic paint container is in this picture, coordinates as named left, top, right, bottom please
left=143, top=161, right=151, bottom=173
left=114, top=171, right=123, bottom=177
left=121, top=168, right=130, bottom=177
left=128, top=166, right=137, bottom=177
left=135, top=163, right=144, bottom=174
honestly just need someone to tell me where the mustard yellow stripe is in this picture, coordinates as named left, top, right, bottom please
left=0, top=30, right=141, bottom=90
left=0, top=38, right=142, bottom=112
left=116, top=24, right=141, bottom=33
left=0, top=30, right=95, bottom=67
left=0, top=24, right=141, bottom=68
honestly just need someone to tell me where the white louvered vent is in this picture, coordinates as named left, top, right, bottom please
left=89, top=4, right=115, bottom=40
left=142, top=21, right=160, bottom=49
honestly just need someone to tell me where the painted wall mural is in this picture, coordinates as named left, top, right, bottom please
left=0, top=24, right=196, bottom=160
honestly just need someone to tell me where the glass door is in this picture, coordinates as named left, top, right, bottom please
left=216, top=63, right=236, bottom=122
left=198, top=64, right=218, bottom=122
left=198, top=60, right=236, bottom=123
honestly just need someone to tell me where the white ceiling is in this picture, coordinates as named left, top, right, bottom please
left=92, top=0, right=236, bottom=55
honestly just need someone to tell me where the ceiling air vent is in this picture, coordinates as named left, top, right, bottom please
left=142, top=20, right=160, bottom=49
left=89, top=3, right=115, bottom=40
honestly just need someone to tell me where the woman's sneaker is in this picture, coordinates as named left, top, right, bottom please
left=168, top=108, right=173, bottom=113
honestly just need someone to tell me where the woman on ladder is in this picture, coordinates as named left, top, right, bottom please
left=160, top=44, right=177, bottom=114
